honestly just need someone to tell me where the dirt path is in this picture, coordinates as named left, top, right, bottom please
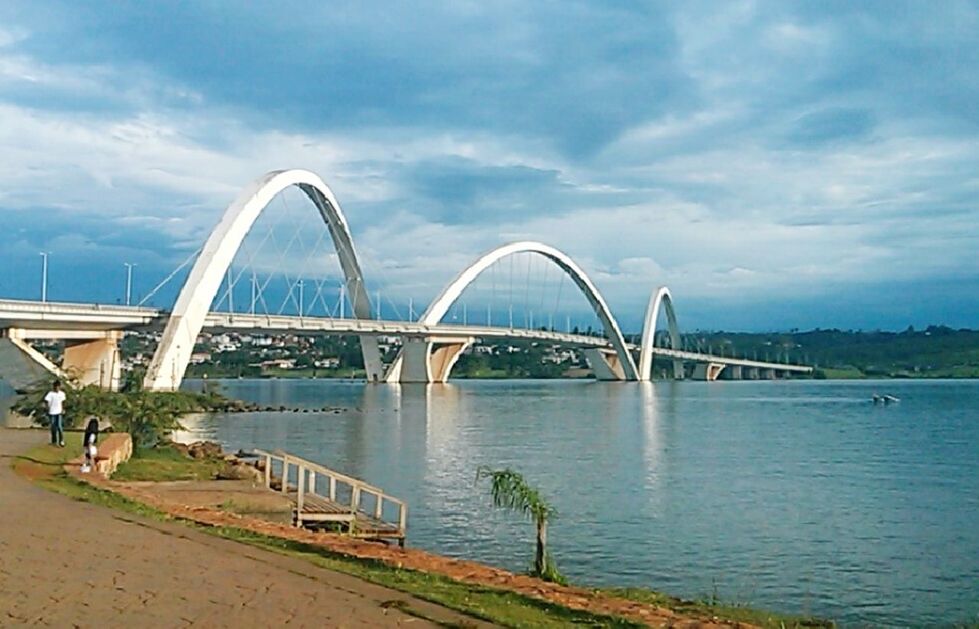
left=0, top=429, right=493, bottom=628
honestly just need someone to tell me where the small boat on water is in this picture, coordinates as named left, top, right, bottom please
left=872, top=394, right=901, bottom=404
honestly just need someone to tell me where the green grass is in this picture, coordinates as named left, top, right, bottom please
left=12, top=436, right=169, bottom=521
left=19, top=431, right=84, bottom=464
left=817, top=366, right=866, bottom=379
left=600, top=587, right=833, bottom=629
left=932, top=365, right=979, bottom=378
left=206, top=527, right=642, bottom=628
left=454, top=367, right=511, bottom=379
left=112, top=443, right=225, bottom=482
left=260, top=367, right=365, bottom=379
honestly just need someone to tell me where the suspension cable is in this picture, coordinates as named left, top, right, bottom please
left=138, top=246, right=202, bottom=307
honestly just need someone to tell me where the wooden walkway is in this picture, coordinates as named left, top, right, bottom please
left=254, top=449, right=407, bottom=546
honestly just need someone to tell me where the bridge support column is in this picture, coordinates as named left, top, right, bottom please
left=584, top=348, right=627, bottom=381
left=722, top=365, right=743, bottom=380
left=398, top=336, right=474, bottom=383
left=692, top=362, right=726, bottom=381
left=430, top=342, right=470, bottom=383
left=358, top=335, right=384, bottom=383
left=672, top=359, right=684, bottom=380
left=746, top=367, right=760, bottom=380
left=761, top=368, right=776, bottom=380
left=0, top=328, right=122, bottom=391
left=62, top=331, right=123, bottom=390
left=399, top=339, right=431, bottom=383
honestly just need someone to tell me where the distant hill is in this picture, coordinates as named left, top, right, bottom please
left=674, top=326, right=979, bottom=379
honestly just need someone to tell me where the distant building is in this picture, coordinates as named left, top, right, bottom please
left=260, top=358, right=296, bottom=369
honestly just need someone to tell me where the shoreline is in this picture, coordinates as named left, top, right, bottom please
left=12, top=428, right=833, bottom=629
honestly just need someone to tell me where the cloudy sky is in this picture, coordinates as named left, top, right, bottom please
left=0, top=1, right=977, bottom=331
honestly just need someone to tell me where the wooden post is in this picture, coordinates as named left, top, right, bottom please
left=351, top=486, right=360, bottom=513
left=296, top=464, right=305, bottom=527
left=280, top=457, right=289, bottom=493
left=308, top=471, right=316, bottom=494
left=263, top=454, right=271, bottom=488
left=399, top=504, right=407, bottom=534
left=374, top=493, right=383, bottom=520
left=329, top=476, right=337, bottom=501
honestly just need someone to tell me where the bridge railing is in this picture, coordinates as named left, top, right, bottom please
left=0, top=298, right=159, bottom=314
left=253, top=448, right=407, bottom=538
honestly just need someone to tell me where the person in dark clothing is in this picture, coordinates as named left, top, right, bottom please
left=81, top=417, right=99, bottom=473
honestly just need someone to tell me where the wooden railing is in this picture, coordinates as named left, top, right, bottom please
left=253, top=448, right=406, bottom=541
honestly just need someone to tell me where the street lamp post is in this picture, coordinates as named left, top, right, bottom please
left=124, top=262, right=136, bottom=306
left=39, top=252, right=49, bottom=302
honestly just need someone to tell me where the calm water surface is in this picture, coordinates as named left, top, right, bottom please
left=177, top=378, right=979, bottom=626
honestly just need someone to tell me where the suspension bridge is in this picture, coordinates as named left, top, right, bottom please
left=0, top=169, right=812, bottom=391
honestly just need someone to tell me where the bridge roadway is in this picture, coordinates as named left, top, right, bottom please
left=0, top=298, right=812, bottom=375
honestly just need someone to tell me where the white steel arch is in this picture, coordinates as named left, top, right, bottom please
left=388, top=241, right=639, bottom=381
left=143, top=169, right=383, bottom=391
left=638, top=286, right=683, bottom=381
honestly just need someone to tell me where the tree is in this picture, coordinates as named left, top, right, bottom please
left=113, top=392, right=183, bottom=450
left=12, top=379, right=215, bottom=450
left=476, top=466, right=562, bottom=582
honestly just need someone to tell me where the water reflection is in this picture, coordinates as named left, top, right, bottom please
left=172, top=412, right=215, bottom=443
left=639, top=382, right=663, bottom=502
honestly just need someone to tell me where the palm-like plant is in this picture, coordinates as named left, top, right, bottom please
left=476, top=466, right=560, bottom=580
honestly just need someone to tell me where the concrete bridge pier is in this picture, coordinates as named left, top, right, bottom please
left=672, top=359, right=684, bottom=380
left=1, top=328, right=122, bottom=390
left=721, top=365, right=743, bottom=380
left=358, top=335, right=385, bottom=383
left=397, top=336, right=473, bottom=383
left=761, top=368, right=776, bottom=380
left=62, top=331, right=123, bottom=390
left=692, top=362, right=727, bottom=381
left=584, top=348, right=628, bottom=380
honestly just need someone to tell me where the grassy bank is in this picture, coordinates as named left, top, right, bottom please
left=111, top=444, right=226, bottom=482
left=600, top=588, right=827, bottom=629
left=13, top=437, right=833, bottom=629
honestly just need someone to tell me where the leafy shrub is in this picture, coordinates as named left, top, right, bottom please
left=12, top=379, right=226, bottom=450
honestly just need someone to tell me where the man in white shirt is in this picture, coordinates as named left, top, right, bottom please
left=43, top=381, right=67, bottom=447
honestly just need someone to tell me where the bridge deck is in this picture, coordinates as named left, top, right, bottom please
left=255, top=449, right=406, bottom=545
left=0, top=297, right=812, bottom=375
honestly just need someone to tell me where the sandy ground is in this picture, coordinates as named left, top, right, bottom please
left=123, top=479, right=296, bottom=524
left=0, top=428, right=495, bottom=628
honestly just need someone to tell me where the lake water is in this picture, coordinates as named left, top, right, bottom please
left=177, top=378, right=979, bottom=627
